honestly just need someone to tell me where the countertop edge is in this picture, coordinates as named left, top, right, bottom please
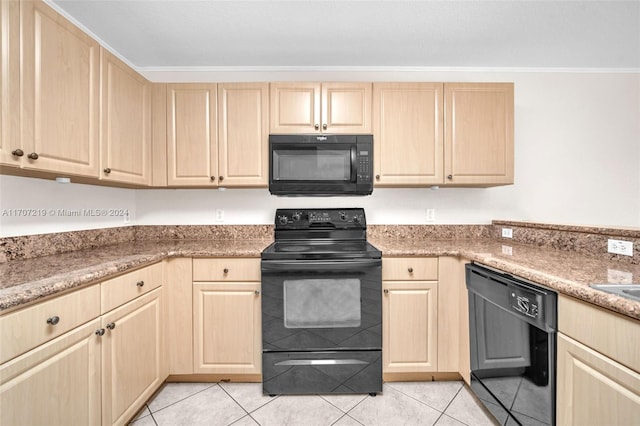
left=2, top=239, right=639, bottom=321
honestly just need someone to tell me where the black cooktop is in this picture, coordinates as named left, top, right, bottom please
left=261, top=240, right=381, bottom=260
left=262, top=208, right=381, bottom=260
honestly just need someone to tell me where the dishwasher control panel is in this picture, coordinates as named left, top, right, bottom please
left=510, top=290, right=540, bottom=318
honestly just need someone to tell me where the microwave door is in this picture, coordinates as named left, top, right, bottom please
left=272, top=145, right=353, bottom=183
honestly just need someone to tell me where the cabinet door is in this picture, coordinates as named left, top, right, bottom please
left=373, top=83, right=443, bottom=186
left=557, top=333, right=640, bottom=425
left=218, top=83, right=268, bottom=187
left=100, top=49, right=151, bottom=185
left=383, top=280, right=438, bottom=373
left=322, top=82, right=372, bottom=133
left=20, top=0, right=100, bottom=176
left=270, top=82, right=321, bottom=133
left=0, top=0, right=20, bottom=166
left=0, top=319, right=101, bottom=426
left=166, top=84, right=217, bottom=186
left=444, top=83, right=514, bottom=185
left=102, top=288, right=164, bottom=426
left=193, top=282, right=261, bottom=375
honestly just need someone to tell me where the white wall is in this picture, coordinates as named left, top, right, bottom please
left=0, top=175, right=136, bottom=237
left=1, top=70, right=639, bottom=237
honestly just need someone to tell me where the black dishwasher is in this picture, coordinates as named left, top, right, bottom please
left=466, top=263, right=557, bottom=426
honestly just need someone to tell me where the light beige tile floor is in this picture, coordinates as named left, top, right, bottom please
left=131, top=381, right=497, bottom=426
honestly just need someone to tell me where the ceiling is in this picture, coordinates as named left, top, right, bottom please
left=49, top=0, right=640, bottom=70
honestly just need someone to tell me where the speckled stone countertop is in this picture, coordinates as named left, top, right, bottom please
left=370, top=237, right=640, bottom=321
left=0, top=239, right=272, bottom=312
left=1, top=236, right=639, bottom=321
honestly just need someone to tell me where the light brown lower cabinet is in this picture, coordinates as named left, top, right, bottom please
left=0, top=319, right=102, bottom=426
left=557, top=333, right=640, bottom=425
left=192, top=258, right=262, bottom=377
left=192, top=282, right=261, bottom=375
left=101, top=288, right=164, bottom=426
left=382, top=257, right=439, bottom=375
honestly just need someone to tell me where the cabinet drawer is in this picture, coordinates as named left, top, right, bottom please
left=382, top=257, right=438, bottom=281
left=101, top=262, right=163, bottom=313
left=193, top=258, right=260, bottom=282
left=0, top=284, right=101, bottom=364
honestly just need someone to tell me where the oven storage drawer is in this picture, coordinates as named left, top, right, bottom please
left=382, top=257, right=438, bottom=281
left=193, top=258, right=260, bottom=281
left=262, top=350, right=382, bottom=395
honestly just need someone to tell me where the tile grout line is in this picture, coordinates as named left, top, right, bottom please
left=147, top=382, right=219, bottom=416
left=384, top=381, right=464, bottom=417
left=439, top=385, right=472, bottom=426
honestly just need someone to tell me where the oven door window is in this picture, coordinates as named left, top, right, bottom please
left=283, top=278, right=361, bottom=328
left=272, top=147, right=352, bottom=181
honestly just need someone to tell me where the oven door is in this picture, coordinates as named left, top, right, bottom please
left=261, top=259, right=382, bottom=352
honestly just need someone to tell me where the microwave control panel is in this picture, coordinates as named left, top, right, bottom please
left=357, top=150, right=371, bottom=182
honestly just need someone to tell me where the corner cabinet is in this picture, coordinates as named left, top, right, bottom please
left=166, top=83, right=268, bottom=187
left=192, top=258, right=262, bottom=378
left=100, top=49, right=151, bottom=185
left=20, top=0, right=100, bottom=177
left=382, top=257, right=438, bottom=376
left=270, top=82, right=372, bottom=134
left=444, top=83, right=514, bottom=185
left=557, top=295, right=640, bottom=425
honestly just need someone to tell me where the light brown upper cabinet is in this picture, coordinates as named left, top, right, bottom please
left=373, top=83, right=444, bottom=186
left=100, top=49, right=151, bottom=185
left=166, top=83, right=269, bottom=187
left=372, top=82, right=513, bottom=187
left=166, top=84, right=218, bottom=186
left=0, top=0, right=20, bottom=167
left=270, top=82, right=372, bottom=134
left=444, top=83, right=514, bottom=186
left=20, top=0, right=100, bottom=177
left=218, top=83, right=269, bottom=187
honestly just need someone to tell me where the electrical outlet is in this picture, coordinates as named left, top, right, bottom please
left=608, top=239, right=633, bottom=256
left=502, top=228, right=513, bottom=238
left=425, top=208, right=435, bottom=222
left=502, top=245, right=513, bottom=256
left=215, top=208, right=225, bottom=222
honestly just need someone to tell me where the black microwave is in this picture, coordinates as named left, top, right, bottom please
left=269, top=134, right=373, bottom=196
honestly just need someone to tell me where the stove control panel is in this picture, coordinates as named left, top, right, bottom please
left=275, top=208, right=366, bottom=229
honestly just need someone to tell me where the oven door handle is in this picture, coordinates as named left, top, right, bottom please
left=262, top=259, right=381, bottom=271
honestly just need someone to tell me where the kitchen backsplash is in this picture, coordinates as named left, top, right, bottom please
left=492, top=220, right=640, bottom=265
left=1, top=222, right=637, bottom=264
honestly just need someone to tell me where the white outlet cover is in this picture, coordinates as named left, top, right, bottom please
left=607, top=239, right=633, bottom=256
left=502, top=245, right=513, bottom=256
left=502, top=228, right=513, bottom=238
left=215, top=208, right=224, bottom=222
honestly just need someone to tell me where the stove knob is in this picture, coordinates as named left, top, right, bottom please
left=278, top=216, right=288, bottom=225
left=353, top=216, right=360, bottom=224
left=292, top=212, right=302, bottom=221
left=339, top=212, right=347, bottom=220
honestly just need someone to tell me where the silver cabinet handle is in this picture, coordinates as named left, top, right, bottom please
left=322, top=123, right=328, bottom=130
left=383, top=289, right=389, bottom=294
left=12, top=149, right=24, bottom=157
left=95, top=329, right=105, bottom=336
left=46, top=316, right=60, bottom=325
left=255, top=290, right=260, bottom=295
left=314, top=124, right=320, bottom=130
left=408, top=267, right=413, bottom=273
left=106, top=322, right=116, bottom=330
left=223, top=268, right=229, bottom=274
left=27, top=152, right=39, bottom=160
left=136, top=280, right=144, bottom=287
